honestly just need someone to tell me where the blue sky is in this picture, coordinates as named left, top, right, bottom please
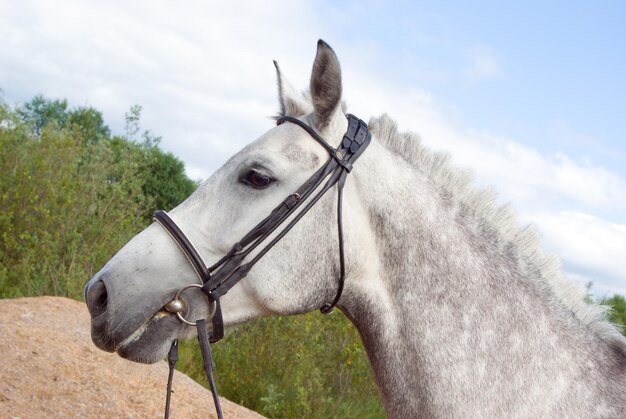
left=1, top=0, right=624, bottom=297
left=330, top=1, right=626, bottom=178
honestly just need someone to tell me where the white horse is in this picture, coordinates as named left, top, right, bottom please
left=85, top=40, right=626, bottom=417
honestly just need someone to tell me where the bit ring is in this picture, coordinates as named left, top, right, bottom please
left=167, top=283, right=217, bottom=326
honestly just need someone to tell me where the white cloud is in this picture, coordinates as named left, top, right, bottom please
left=532, top=211, right=626, bottom=296
left=0, top=0, right=324, bottom=177
left=1, top=1, right=624, bottom=295
left=343, top=74, right=626, bottom=215
left=463, top=44, right=504, bottom=81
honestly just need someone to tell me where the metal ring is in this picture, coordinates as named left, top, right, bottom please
left=172, top=284, right=217, bottom=326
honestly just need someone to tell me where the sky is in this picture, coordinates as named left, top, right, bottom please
left=1, top=0, right=625, bottom=297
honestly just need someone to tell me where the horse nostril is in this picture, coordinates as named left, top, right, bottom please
left=86, top=279, right=108, bottom=318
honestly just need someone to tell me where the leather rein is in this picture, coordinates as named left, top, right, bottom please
left=153, top=113, right=371, bottom=418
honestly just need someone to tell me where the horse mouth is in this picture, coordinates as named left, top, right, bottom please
left=90, top=308, right=182, bottom=364
left=115, top=310, right=182, bottom=363
left=117, top=310, right=170, bottom=348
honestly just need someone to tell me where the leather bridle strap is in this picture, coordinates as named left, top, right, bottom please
left=153, top=210, right=210, bottom=283
left=164, top=340, right=177, bottom=418
left=163, top=323, right=223, bottom=419
left=196, top=319, right=223, bottom=418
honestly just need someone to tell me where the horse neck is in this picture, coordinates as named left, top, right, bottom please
left=341, top=139, right=626, bottom=417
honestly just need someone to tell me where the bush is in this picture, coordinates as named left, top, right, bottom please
left=178, top=312, right=384, bottom=418
left=0, top=101, right=146, bottom=297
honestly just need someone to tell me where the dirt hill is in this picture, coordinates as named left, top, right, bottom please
left=0, top=296, right=264, bottom=418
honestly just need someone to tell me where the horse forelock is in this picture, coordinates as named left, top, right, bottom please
left=367, top=113, right=626, bottom=356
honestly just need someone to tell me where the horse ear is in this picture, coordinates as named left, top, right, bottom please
left=309, top=40, right=342, bottom=129
left=274, top=60, right=312, bottom=117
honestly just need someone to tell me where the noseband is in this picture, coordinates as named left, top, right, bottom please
left=153, top=113, right=371, bottom=418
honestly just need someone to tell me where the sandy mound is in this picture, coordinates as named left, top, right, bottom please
left=0, top=296, right=264, bottom=418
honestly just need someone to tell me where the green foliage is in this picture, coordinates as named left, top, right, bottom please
left=117, top=104, right=197, bottom=220
left=68, top=106, right=111, bottom=144
left=106, top=135, right=197, bottom=221
left=15, top=95, right=111, bottom=144
left=0, top=94, right=195, bottom=297
left=141, top=147, right=197, bottom=215
left=16, top=95, right=69, bottom=135
left=178, top=312, right=384, bottom=418
left=586, top=283, right=626, bottom=337
left=600, top=294, right=626, bottom=335
left=124, top=104, right=142, bottom=141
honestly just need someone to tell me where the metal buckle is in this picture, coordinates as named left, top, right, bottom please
left=165, top=283, right=217, bottom=326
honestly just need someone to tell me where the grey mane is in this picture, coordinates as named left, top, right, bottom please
left=368, top=113, right=626, bottom=356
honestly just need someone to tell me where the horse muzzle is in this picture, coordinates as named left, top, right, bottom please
left=84, top=271, right=182, bottom=356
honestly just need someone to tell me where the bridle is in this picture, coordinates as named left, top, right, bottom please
left=153, top=113, right=371, bottom=418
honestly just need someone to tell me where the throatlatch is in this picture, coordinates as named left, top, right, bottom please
left=153, top=113, right=371, bottom=419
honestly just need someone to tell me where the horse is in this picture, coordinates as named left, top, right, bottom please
left=84, top=40, right=626, bottom=417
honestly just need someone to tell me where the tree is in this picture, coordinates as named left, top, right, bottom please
left=601, top=295, right=626, bottom=335
left=120, top=104, right=198, bottom=218
left=16, top=95, right=111, bottom=144
left=139, top=144, right=198, bottom=217
left=16, top=95, right=68, bottom=135
left=67, top=107, right=111, bottom=144
left=0, top=94, right=197, bottom=296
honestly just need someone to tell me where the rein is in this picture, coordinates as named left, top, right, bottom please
left=153, top=113, right=371, bottom=418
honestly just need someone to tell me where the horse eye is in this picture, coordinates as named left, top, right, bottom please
left=241, top=169, right=274, bottom=189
